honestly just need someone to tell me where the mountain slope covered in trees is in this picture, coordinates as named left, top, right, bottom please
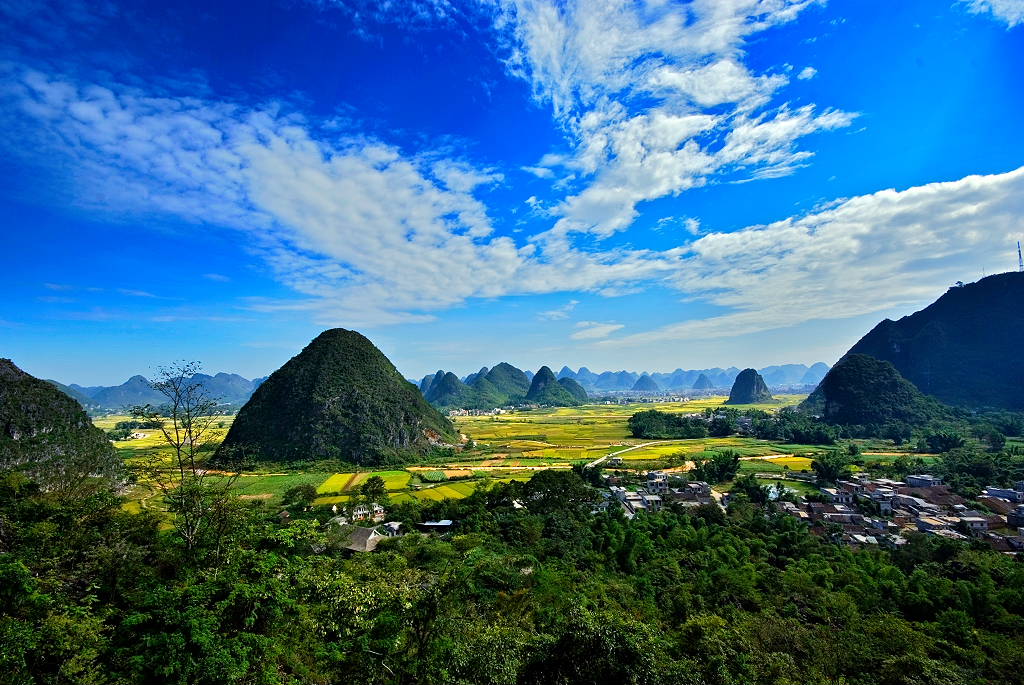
left=801, top=354, right=951, bottom=428
left=219, top=329, right=457, bottom=465
left=0, top=359, right=122, bottom=494
left=845, top=272, right=1024, bottom=409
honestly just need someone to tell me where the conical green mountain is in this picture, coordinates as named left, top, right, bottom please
left=1, top=358, right=122, bottom=494
left=800, top=354, right=949, bottom=427
left=425, top=372, right=477, bottom=408
left=726, top=369, right=773, bottom=404
left=219, top=329, right=457, bottom=465
left=557, top=377, right=589, bottom=403
left=482, top=362, right=531, bottom=400
left=527, top=366, right=581, bottom=406
left=464, top=366, right=489, bottom=385
left=469, top=374, right=508, bottom=407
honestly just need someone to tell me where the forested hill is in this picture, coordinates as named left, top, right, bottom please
left=800, top=354, right=951, bottom=429
left=0, top=358, right=122, bottom=494
left=218, top=329, right=457, bottom=465
left=4, top=468, right=1024, bottom=683
left=845, top=272, right=1024, bottom=410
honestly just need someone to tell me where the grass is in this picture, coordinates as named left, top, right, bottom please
left=317, top=473, right=355, bottom=494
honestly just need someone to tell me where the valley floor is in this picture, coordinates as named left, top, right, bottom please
left=97, top=395, right=925, bottom=512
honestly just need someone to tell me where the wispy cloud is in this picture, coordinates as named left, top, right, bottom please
left=571, top=320, right=624, bottom=340
left=604, top=165, right=1024, bottom=347
left=203, top=273, right=231, bottom=282
left=957, top=0, right=1024, bottom=26
left=797, top=66, right=817, bottom=80
left=2, top=66, right=692, bottom=327
left=497, top=0, right=856, bottom=239
left=538, top=299, right=579, bottom=320
left=117, top=288, right=160, bottom=298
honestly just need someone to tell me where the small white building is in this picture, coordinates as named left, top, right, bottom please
left=820, top=487, right=854, bottom=505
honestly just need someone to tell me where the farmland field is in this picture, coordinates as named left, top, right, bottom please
left=100, top=395, right=910, bottom=512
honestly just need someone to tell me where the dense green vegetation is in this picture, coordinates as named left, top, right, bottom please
left=3, top=468, right=1024, bottom=684
left=557, top=376, right=589, bottom=403
left=422, top=362, right=535, bottom=410
left=801, top=354, right=950, bottom=433
left=846, top=272, right=1024, bottom=410
left=219, top=329, right=458, bottom=465
left=629, top=410, right=709, bottom=439
left=0, top=359, right=122, bottom=496
left=526, top=366, right=582, bottom=406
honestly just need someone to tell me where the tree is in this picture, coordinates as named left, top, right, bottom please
left=708, top=415, right=737, bottom=437
left=731, top=474, right=771, bottom=504
left=924, top=430, right=966, bottom=453
left=811, top=451, right=852, bottom=485
left=130, top=361, right=244, bottom=558
left=691, top=450, right=740, bottom=484
left=283, top=483, right=318, bottom=508
left=359, top=475, right=389, bottom=506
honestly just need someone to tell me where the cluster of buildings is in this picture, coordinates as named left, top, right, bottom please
left=601, top=470, right=715, bottom=518
left=446, top=407, right=510, bottom=417
left=599, top=469, right=1024, bottom=555
left=773, top=474, right=1024, bottom=554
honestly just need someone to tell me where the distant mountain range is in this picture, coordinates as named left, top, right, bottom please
left=549, top=362, right=828, bottom=392
left=50, top=359, right=829, bottom=413
left=414, top=360, right=829, bottom=410
left=47, top=372, right=269, bottom=412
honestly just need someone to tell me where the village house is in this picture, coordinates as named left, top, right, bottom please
left=984, top=486, right=1024, bottom=503
left=327, top=521, right=402, bottom=553
left=819, top=487, right=854, bottom=505
left=906, top=474, right=944, bottom=488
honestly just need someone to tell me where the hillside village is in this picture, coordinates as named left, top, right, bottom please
left=602, top=470, right=1024, bottom=555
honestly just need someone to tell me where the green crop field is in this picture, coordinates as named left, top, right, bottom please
left=317, top=473, right=355, bottom=494
left=104, top=396, right=854, bottom=513
left=228, top=473, right=330, bottom=504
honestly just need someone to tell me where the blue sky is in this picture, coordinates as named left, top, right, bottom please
left=1, top=0, right=1023, bottom=385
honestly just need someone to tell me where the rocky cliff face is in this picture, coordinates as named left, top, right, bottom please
left=725, top=369, right=773, bottom=404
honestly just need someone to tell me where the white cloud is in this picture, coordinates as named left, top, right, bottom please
left=497, top=0, right=855, bottom=240
left=538, top=299, right=579, bottom=320
left=1, top=67, right=690, bottom=326
left=571, top=320, right=624, bottom=340
left=604, top=165, right=1024, bottom=347
left=958, top=0, right=1024, bottom=26
left=797, top=66, right=817, bottom=80
left=521, top=165, right=554, bottom=178
left=203, top=273, right=231, bottom=282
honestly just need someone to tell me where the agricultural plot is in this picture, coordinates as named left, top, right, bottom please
left=317, top=473, right=355, bottom=494
left=453, top=398, right=809, bottom=466
left=738, top=457, right=814, bottom=474
left=228, top=473, right=329, bottom=502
